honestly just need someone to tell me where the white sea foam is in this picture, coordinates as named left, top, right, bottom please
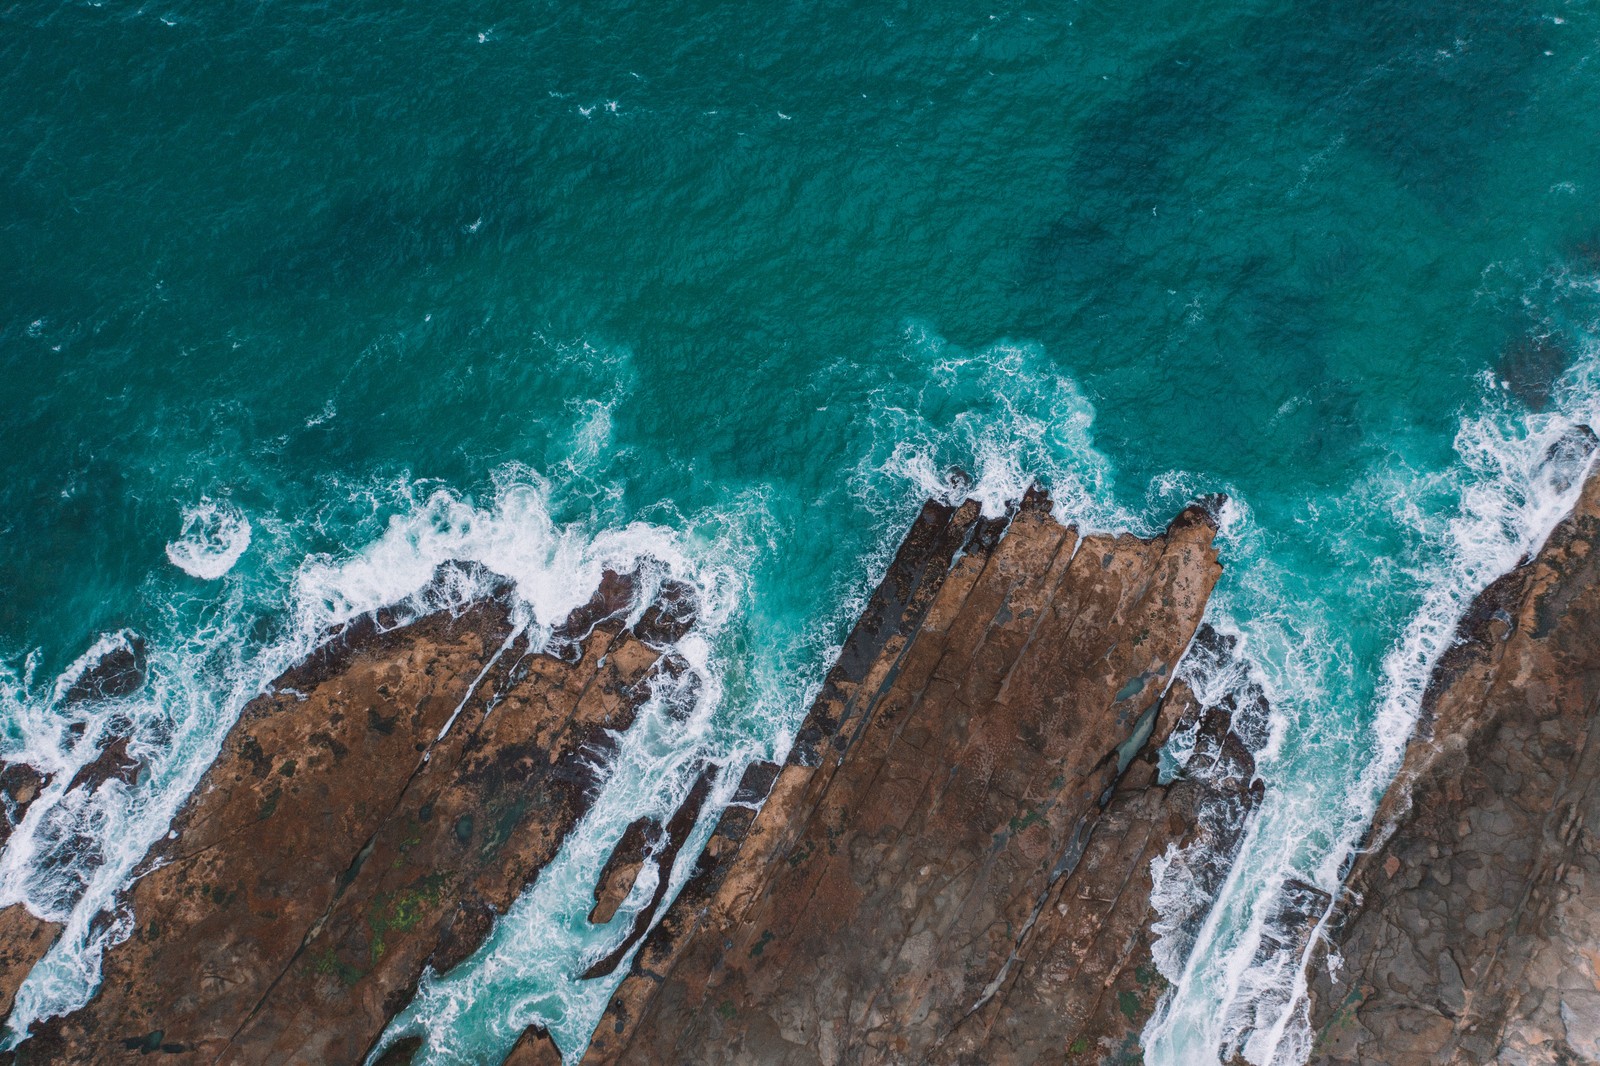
left=0, top=467, right=753, bottom=1047
left=857, top=323, right=1132, bottom=531
left=1143, top=353, right=1600, bottom=1064
left=163, top=498, right=252, bottom=580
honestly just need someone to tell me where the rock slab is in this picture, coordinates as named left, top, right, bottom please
left=8, top=566, right=681, bottom=1064
left=582, top=488, right=1244, bottom=1066
left=1309, top=465, right=1600, bottom=1065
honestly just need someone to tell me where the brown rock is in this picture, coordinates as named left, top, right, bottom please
left=0, top=906, right=59, bottom=1022
left=582, top=487, right=1233, bottom=1065
left=503, top=1025, right=563, bottom=1066
left=941, top=669, right=1267, bottom=1066
left=6, top=565, right=683, bottom=1064
left=0, top=764, right=48, bottom=850
left=1308, top=463, right=1600, bottom=1064
left=589, top=818, right=662, bottom=926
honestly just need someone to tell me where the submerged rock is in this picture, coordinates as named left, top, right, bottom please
left=1308, top=466, right=1600, bottom=1064
left=0, top=907, right=58, bottom=1023
left=580, top=487, right=1254, bottom=1065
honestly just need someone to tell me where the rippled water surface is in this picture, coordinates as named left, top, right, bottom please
left=6, top=0, right=1600, bottom=1061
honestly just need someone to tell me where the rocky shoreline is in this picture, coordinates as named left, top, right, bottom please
left=15, top=460, right=1599, bottom=1065
left=1306, top=455, right=1600, bottom=1065
left=0, top=563, right=713, bottom=1064
left=0, top=486, right=1265, bottom=1064
left=580, top=488, right=1253, bottom=1066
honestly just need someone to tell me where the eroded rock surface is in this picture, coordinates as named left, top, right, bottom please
left=0, top=489, right=1264, bottom=1066
left=1309, top=465, right=1600, bottom=1065
left=0, top=906, right=58, bottom=1023
left=582, top=488, right=1250, bottom=1066
left=6, top=564, right=685, bottom=1065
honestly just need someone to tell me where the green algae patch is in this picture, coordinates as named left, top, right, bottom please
left=368, top=873, right=449, bottom=963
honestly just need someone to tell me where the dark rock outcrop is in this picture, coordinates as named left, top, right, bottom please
left=1308, top=467, right=1600, bottom=1064
left=5, top=566, right=687, bottom=1064
left=589, top=817, right=662, bottom=926
left=580, top=488, right=1252, bottom=1065
left=0, top=764, right=47, bottom=850
left=63, top=633, right=147, bottom=706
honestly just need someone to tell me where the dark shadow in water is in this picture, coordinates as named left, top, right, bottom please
left=1018, top=51, right=1246, bottom=308
left=1013, top=0, right=1555, bottom=480
left=1247, top=0, right=1554, bottom=219
left=241, top=141, right=547, bottom=299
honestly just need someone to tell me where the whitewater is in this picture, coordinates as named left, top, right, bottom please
left=0, top=313, right=1594, bottom=1063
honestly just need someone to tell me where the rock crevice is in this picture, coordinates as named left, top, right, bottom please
left=3, top=564, right=692, bottom=1065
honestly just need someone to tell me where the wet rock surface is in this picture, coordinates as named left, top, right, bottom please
left=589, top=817, right=662, bottom=926
left=0, top=764, right=47, bottom=850
left=63, top=633, right=147, bottom=706
left=2, top=565, right=684, bottom=1065
left=1308, top=468, right=1600, bottom=1065
left=581, top=488, right=1247, bottom=1066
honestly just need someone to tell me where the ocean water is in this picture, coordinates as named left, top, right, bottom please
left=5, top=0, right=1600, bottom=1062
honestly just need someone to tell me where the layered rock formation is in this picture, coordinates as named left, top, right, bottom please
left=1308, top=462, right=1600, bottom=1064
left=0, top=488, right=1266, bottom=1066
left=580, top=488, right=1260, bottom=1066
left=4, top=565, right=696, bottom=1064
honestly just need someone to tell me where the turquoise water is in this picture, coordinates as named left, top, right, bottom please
left=5, top=0, right=1600, bottom=1061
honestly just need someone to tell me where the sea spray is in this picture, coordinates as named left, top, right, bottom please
left=0, top=470, right=751, bottom=1046
left=164, top=498, right=252, bottom=581
left=1143, top=350, right=1600, bottom=1065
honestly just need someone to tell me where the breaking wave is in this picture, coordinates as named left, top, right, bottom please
left=854, top=323, right=1133, bottom=531
left=1143, top=286, right=1600, bottom=1063
left=0, top=468, right=753, bottom=1046
left=164, top=498, right=252, bottom=580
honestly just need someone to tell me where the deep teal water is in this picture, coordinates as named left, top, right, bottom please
left=5, top=0, right=1600, bottom=1062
